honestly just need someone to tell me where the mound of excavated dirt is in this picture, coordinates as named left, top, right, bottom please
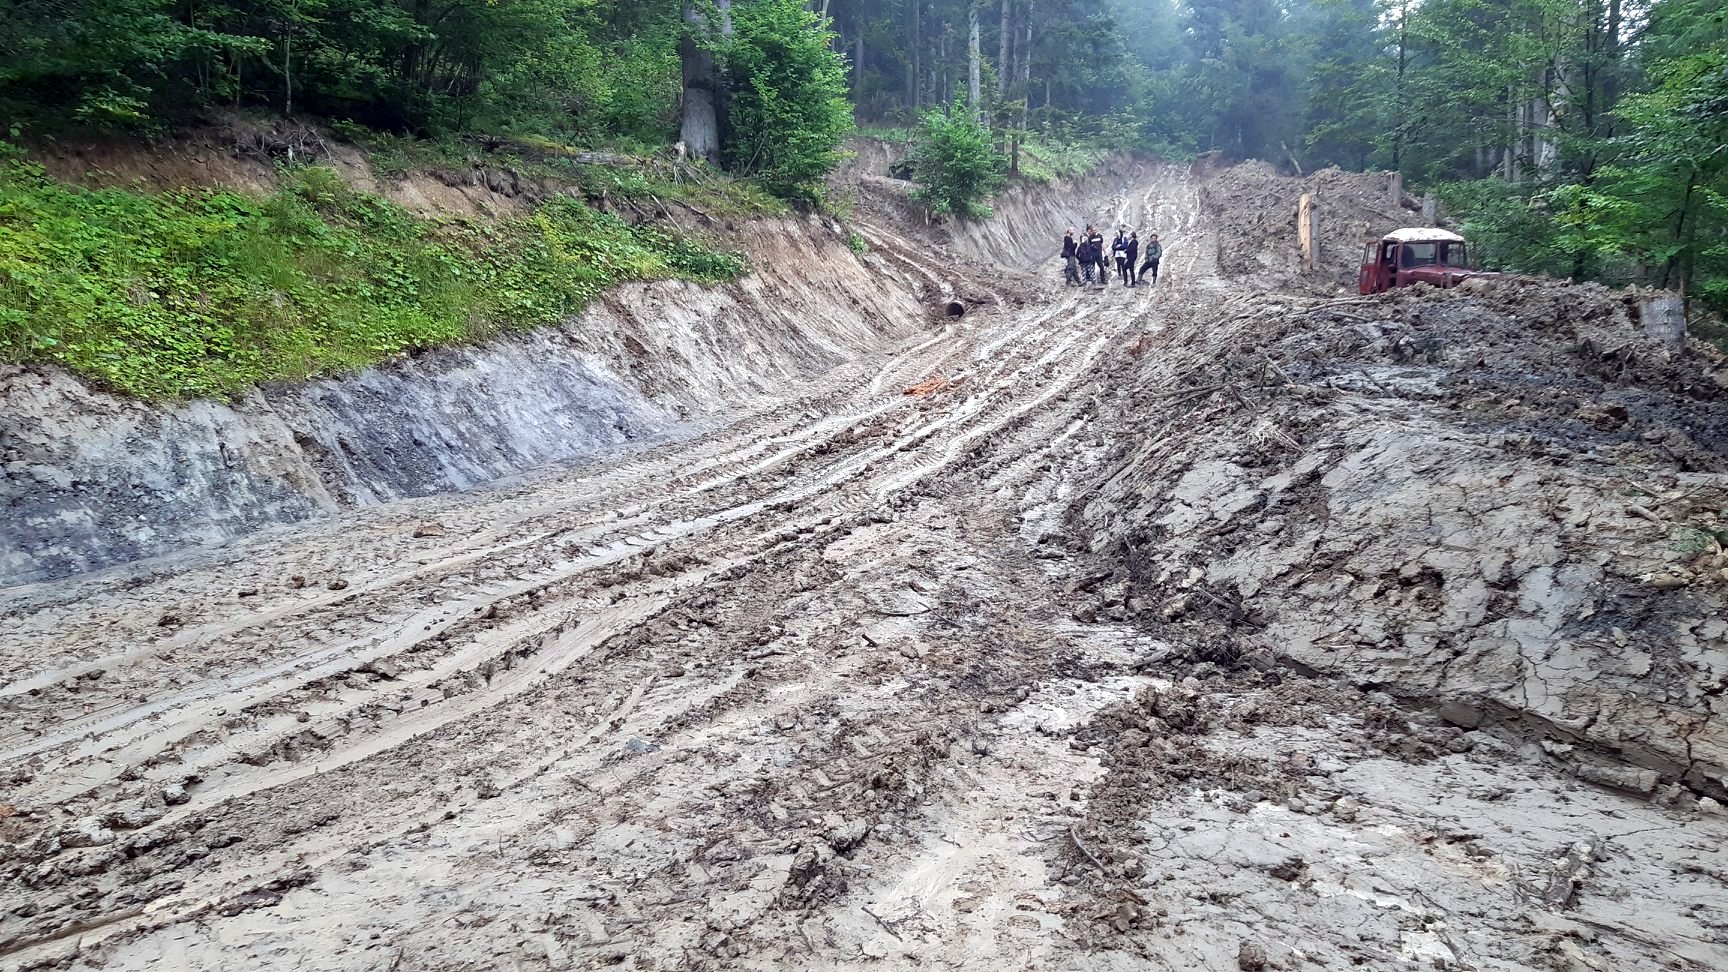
left=1202, top=160, right=1414, bottom=291
left=1070, top=278, right=1728, bottom=802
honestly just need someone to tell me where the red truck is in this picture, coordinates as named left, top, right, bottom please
left=1359, top=228, right=1485, bottom=294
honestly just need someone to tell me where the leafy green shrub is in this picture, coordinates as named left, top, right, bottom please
left=847, top=231, right=869, bottom=254
left=0, top=151, right=746, bottom=399
left=909, top=103, right=1009, bottom=219
left=724, top=0, right=854, bottom=205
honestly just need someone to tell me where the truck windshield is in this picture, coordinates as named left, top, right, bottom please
left=1397, top=241, right=1467, bottom=268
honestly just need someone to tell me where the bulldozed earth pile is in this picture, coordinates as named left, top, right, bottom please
left=1058, top=273, right=1728, bottom=968
left=1070, top=278, right=1728, bottom=798
left=1, top=157, right=1725, bottom=972
left=1203, top=160, right=1416, bottom=290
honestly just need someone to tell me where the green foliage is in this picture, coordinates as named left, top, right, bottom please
left=724, top=0, right=855, bottom=204
left=1424, top=0, right=1728, bottom=316
left=1439, top=180, right=1581, bottom=280
left=1016, top=138, right=1110, bottom=185
left=0, top=153, right=744, bottom=399
left=909, top=103, right=1008, bottom=219
left=846, top=231, right=869, bottom=254
left=0, top=0, right=686, bottom=143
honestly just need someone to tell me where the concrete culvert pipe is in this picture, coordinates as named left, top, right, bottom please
left=945, top=300, right=967, bottom=318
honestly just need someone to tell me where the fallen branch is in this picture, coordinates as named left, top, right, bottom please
left=860, top=905, right=902, bottom=941
left=1070, top=823, right=1109, bottom=872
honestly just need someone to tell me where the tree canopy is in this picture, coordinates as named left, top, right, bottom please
left=1, top=0, right=1725, bottom=312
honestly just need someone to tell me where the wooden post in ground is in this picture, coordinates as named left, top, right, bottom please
left=1389, top=172, right=1404, bottom=210
left=1298, top=193, right=1319, bottom=272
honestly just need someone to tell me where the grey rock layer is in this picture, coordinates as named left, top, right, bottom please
left=1, top=217, right=928, bottom=586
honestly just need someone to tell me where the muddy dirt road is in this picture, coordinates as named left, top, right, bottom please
left=4, top=166, right=1726, bottom=971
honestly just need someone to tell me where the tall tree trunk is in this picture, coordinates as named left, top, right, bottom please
left=908, top=0, right=921, bottom=107
left=997, top=0, right=1011, bottom=98
left=1391, top=0, right=1408, bottom=168
left=1504, top=89, right=1519, bottom=183
left=968, top=6, right=982, bottom=119
left=939, top=25, right=949, bottom=107
left=282, top=0, right=295, bottom=118
left=855, top=25, right=865, bottom=93
left=1015, top=1, right=1033, bottom=172
left=680, top=0, right=725, bottom=164
left=1604, top=0, right=1622, bottom=118
left=1664, top=172, right=1698, bottom=298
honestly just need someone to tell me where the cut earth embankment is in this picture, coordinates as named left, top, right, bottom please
left=1, top=215, right=933, bottom=587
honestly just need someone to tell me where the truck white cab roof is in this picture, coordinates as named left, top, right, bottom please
left=1382, top=227, right=1466, bottom=243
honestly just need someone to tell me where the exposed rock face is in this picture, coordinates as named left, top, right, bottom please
left=1069, top=279, right=1728, bottom=800
left=0, top=218, right=929, bottom=585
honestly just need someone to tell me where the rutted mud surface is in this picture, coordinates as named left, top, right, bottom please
left=3, top=163, right=1726, bottom=971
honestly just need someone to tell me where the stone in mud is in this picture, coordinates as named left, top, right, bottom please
left=60, top=817, right=117, bottom=848
left=412, top=522, right=446, bottom=538
left=5, top=832, right=63, bottom=865
left=362, top=659, right=403, bottom=680
left=1437, top=700, right=1484, bottom=729
left=1267, top=856, right=1306, bottom=882
left=1698, top=797, right=1724, bottom=816
left=870, top=587, right=933, bottom=616
left=1118, top=729, right=1152, bottom=749
left=103, top=804, right=166, bottom=830
left=1331, top=796, right=1361, bottom=823
left=1237, top=941, right=1268, bottom=971
left=218, top=889, right=284, bottom=916
left=1578, top=763, right=1659, bottom=795
left=162, top=782, right=190, bottom=806
left=824, top=817, right=870, bottom=852
left=327, top=578, right=349, bottom=591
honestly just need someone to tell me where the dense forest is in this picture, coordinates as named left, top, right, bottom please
left=1, top=0, right=1725, bottom=321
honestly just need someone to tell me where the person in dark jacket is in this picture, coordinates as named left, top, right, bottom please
left=1085, top=227, right=1108, bottom=287
left=1060, top=229, right=1081, bottom=286
left=1138, top=234, right=1163, bottom=286
left=1078, top=225, right=1097, bottom=284
left=1125, top=233, right=1140, bottom=286
left=1112, top=230, right=1131, bottom=285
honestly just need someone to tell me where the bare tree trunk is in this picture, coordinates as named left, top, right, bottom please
left=680, top=0, right=723, bottom=164
left=908, top=0, right=921, bottom=107
left=968, top=6, right=982, bottom=119
left=1391, top=0, right=1408, bottom=168
left=939, top=24, right=949, bottom=107
left=1604, top=0, right=1622, bottom=117
left=997, top=0, right=1011, bottom=98
left=1504, top=89, right=1519, bottom=183
left=283, top=26, right=292, bottom=118
left=281, top=0, right=297, bottom=118
left=1015, top=1, right=1033, bottom=172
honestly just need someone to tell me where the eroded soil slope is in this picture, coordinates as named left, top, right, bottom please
left=2, top=162, right=1725, bottom=972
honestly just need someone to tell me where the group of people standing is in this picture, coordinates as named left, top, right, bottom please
left=1061, top=226, right=1161, bottom=288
